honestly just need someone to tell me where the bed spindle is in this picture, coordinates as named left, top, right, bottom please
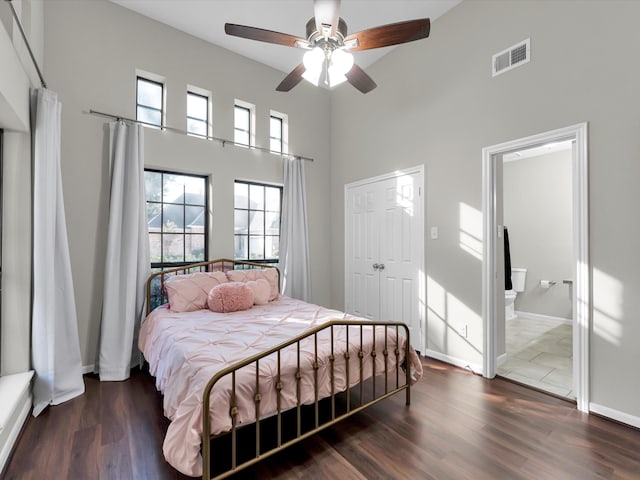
left=359, top=325, right=364, bottom=406
left=276, top=350, right=282, bottom=447
left=313, top=333, right=319, bottom=429
left=296, top=341, right=301, bottom=438
left=254, top=359, right=261, bottom=458
left=345, top=326, right=351, bottom=412
left=329, top=325, right=335, bottom=420
left=384, top=327, right=389, bottom=394
left=371, top=326, right=377, bottom=399
left=231, top=371, right=238, bottom=470
left=394, top=325, right=400, bottom=389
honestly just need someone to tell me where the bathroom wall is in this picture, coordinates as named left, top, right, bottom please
left=503, top=149, right=573, bottom=320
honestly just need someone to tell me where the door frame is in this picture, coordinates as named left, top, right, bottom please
left=482, top=123, right=589, bottom=412
left=344, top=164, right=426, bottom=353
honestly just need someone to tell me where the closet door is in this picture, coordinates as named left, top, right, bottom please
left=378, top=171, right=423, bottom=350
left=345, top=168, right=424, bottom=351
left=345, top=181, right=381, bottom=320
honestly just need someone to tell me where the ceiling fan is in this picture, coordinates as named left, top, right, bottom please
left=224, top=0, right=430, bottom=94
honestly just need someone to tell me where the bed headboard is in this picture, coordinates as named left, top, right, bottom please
left=145, top=258, right=281, bottom=315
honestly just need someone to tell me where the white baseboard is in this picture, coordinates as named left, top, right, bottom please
left=589, top=402, right=640, bottom=429
left=515, top=310, right=572, bottom=326
left=425, top=349, right=483, bottom=375
left=497, top=353, right=508, bottom=367
left=82, top=364, right=95, bottom=375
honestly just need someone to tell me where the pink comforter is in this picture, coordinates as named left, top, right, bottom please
left=139, top=295, right=422, bottom=477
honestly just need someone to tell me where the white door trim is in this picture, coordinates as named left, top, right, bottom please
left=344, top=164, right=426, bottom=353
left=482, top=123, right=589, bottom=412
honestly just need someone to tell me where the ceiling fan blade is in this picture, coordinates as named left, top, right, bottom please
left=346, top=65, right=377, bottom=94
left=225, top=23, right=308, bottom=48
left=344, top=18, right=430, bottom=51
left=276, top=64, right=306, bottom=92
left=314, top=0, right=341, bottom=37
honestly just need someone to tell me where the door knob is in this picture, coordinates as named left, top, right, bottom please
left=378, top=263, right=385, bottom=271
left=373, top=263, right=380, bottom=270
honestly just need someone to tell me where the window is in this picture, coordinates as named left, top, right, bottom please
left=145, top=170, right=208, bottom=269
left=187, top=90, right=209, bottom=137
left=234, top=181, right=281, bottom=263
left=234, top=104, right=251, bottom=146
left=136, top=76, right=164, bottom=127
left=270, top=115, right=283, bottom=153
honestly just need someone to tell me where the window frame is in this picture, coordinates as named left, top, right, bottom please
left=136, top=76, right=165, bottom=128
left=145, top=168, right=209, bottom=270
left=234, top=99, right=256, bottom=147
left=234, top=180, right=282, bottom=264
left=186, top=89, right=210, bottom=138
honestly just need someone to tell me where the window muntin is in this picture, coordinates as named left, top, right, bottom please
left=145, top=170, right=208, bottom=268
left=234, top=181, right=281, bottom=262
left=136, top=77, right=163, bottom=127
left=270, top=115, right=283, bottom=153
left=234, top=105, right=251, bottom=146
left=187, top=91, right=208, bottom=137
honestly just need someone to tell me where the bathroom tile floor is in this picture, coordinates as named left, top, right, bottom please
left=497, top=316, right=574, bottom=399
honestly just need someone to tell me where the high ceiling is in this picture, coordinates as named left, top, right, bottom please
left=110, top=0, right=462, bottom=74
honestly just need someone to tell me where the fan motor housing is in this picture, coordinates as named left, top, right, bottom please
left=306, top=17, right=348, bottom=41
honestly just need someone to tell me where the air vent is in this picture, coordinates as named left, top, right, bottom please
left=492, top=38, right=530, bottom=77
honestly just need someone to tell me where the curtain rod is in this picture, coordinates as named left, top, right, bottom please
left=86, top=109, right=314, bottom=162
left=6, top=0, right=46, bottom=88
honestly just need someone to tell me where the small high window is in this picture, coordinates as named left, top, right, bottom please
left=234, top=181, right=281, bottom=263
left=270, top=115, right=283, bottom=153
left=187, top=90, right=209, bottom=138
left=234, top=105, right=251, bottom=146
left=136, top=76, right=164, bottom=127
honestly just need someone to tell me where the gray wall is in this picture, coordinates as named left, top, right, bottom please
left=43, top=0, right=332, bottom=369
left=331, top=0, right=640, bottom=418
left=504, top=149, right=573, bottom=320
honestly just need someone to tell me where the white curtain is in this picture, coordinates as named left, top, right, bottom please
left=97, top=121, right=150, bottom=381
left=280, top=157, right=311, bottom=301
left=31, top=88, right=84, bottom=416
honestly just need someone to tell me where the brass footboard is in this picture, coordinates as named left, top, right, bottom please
left=201, top=320, right=411, bottom=480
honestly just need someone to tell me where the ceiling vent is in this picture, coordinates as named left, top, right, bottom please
left=492, top=38, right=530, bottom=77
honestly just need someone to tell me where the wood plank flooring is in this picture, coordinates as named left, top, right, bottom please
left=3, top=357, right=640, bottom=479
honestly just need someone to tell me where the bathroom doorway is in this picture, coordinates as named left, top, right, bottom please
left=498, top=141, right=574, bottom=398
left=482, top=123, right=590, bottom=412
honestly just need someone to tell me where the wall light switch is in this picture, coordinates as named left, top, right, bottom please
left=430, top=226, right=439, bottom=240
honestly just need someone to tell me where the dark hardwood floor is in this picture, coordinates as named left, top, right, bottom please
left=3, top=357, right=640, bottom=479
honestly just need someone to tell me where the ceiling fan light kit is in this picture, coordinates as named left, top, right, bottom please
left=225, top=0, right=431, bottom=94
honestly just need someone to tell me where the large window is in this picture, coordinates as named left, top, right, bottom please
left=187, top=90, right=209, bottom=137
left=136, top=76, right=164, bottom=128
left=145, top=170, right=208, bottom=268
left=234, top=181, right=281, bottom=263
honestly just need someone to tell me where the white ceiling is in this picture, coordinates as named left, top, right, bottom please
left=110, top=0, right=462, bottom=75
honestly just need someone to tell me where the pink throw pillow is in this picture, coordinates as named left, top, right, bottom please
left=165, top=271, right=228, bottom=312
left=207, top=282, right=255, bottom=313
left=225, top=268, right=279, bottom=301
left=245, top=279, right=271, bottom=305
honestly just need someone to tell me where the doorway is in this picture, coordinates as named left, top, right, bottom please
left=482, top=123, right=589, bottom=412
left=498, top=140, right=574, bottom=398
left=344, top=165, right=425, bottom=353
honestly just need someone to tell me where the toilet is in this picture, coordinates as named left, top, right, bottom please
left=505, top=268, right=527, bottom=320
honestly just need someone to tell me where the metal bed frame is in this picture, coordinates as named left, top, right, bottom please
left=144, top=259, right=412, bottom=480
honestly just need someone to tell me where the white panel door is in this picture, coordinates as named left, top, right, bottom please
left=345, top=168, right=424, bottom=351
left=378, top=172, right=423, bottom=351
left=345, top=182, right=380, bottom=320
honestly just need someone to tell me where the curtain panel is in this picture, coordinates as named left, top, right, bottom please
left=31, top=88, right=84, bottom=416
left=97, top=121, right=150, bottom=381
left=279, top=158, right=311, bottom=301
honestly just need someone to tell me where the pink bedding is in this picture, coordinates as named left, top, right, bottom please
left=139, top=295, right=423, bottom=477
